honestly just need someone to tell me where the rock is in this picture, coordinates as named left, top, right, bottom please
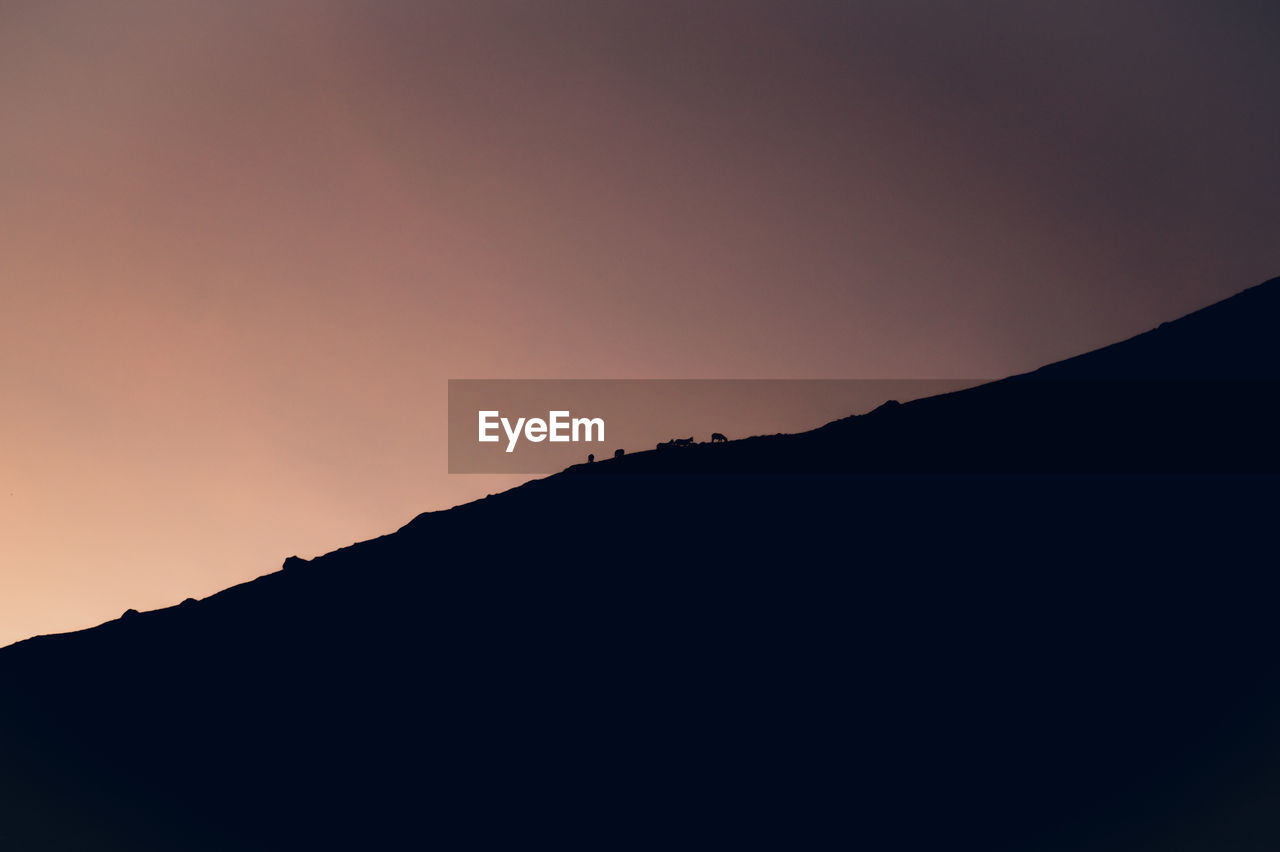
left=867, top=399, right=901, bottom=416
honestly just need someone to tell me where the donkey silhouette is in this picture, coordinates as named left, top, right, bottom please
left=674, top=436, right=694, bottom=447
left=710, top=432, right=728, bottom=443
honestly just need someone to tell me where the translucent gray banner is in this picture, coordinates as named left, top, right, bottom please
left=448, top=379, right=985, bottom=473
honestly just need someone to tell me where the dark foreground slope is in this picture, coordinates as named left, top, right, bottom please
left=2, top=279, right=1279, bottom=851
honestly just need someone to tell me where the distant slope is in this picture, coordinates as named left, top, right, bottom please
left=2, top=277, right=1279, bottom=851
left=569, top=276, right=1280, bottom=476
left=1022, top=276, right=1280, bottom=379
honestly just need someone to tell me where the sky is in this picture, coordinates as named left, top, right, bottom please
left=2, top=0, right=1278, bottom=647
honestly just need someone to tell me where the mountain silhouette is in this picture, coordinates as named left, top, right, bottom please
left=2, top=278, right=1278, bottom=851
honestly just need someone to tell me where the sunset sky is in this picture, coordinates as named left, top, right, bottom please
left=2, top=1, right=1278, bottom=647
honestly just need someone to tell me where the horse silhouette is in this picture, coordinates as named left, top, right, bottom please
left=711, top=432, right=728, bottom=443
left=674, top=436, right=694, bottom=447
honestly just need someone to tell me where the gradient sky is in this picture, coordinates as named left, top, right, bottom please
left=2, top=0, right=1278, bottom=647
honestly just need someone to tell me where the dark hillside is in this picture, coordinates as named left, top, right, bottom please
left=2, top=279, right=1279, bottom=850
